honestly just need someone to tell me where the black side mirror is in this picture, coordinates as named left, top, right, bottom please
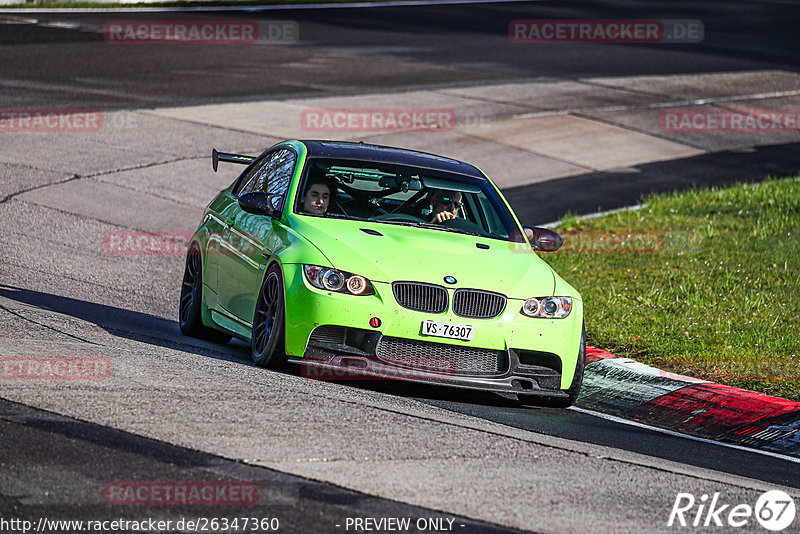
left=238, top=192, right=283, bottom=219
left=523, top=226, right=564, bottom=252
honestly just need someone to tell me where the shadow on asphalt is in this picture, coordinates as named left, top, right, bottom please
left=508, top=141, right=800, bottom=225
left=324, top=376, right=532, bottom=409
left=0, top=284, right=539, bottom=410
left=0, top=399, right=523, bottom=534
left=6, top=284, right=800, bottom=491
left=0, top=284, right=252, bottom=364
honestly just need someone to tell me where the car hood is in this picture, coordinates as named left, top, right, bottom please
left=290, top=217, right=556, bottom=298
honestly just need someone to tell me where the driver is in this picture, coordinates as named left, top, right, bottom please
left=428, top=189, right=463, bottom=223
left=301, top=177, right=332, bottom=215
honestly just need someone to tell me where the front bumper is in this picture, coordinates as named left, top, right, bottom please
left=291, top=337, right=568, bottom=397
left=281, top=263, right=583, bottom=392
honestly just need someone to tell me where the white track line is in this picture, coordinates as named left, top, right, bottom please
left=540, top=204, right=643, bottom=228
left=0, top=0, right=531, bottom=14
left=570, top=406, right=800, bottom=465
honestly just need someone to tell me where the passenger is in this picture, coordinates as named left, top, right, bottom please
left=427, top=190, right=463, bottom=223
left=301, top=177, right=331, bottom=215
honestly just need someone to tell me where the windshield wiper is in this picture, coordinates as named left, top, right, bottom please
left=350, top=217, right=485, bottom=237
left=406, top=221, right=481, bottom=237
left=325, top=212, right=368, bottom=221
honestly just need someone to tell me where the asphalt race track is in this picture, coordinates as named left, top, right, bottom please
left=1, top=1, right=800, bottom=533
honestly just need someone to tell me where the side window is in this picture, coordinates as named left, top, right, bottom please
left=235, top=149, right=296, bottom=198
left=475, top=195, right=509, bottom=238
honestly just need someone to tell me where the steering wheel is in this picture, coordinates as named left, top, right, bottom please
left=438, top=216, right=484, bottom=234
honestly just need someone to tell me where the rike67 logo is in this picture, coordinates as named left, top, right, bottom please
left=668, top=490, right=796, bottom=531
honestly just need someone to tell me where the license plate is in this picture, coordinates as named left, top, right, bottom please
left=421, top=320, right=474, bottom=341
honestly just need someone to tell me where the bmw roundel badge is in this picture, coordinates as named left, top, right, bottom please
left=443, top=276, right=457, bottom=284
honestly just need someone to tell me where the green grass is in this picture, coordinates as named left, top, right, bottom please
left=545, top=176, right=800, bottom=401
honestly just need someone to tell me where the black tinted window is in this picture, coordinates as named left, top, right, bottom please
left=236, top=149, right=296, bottom=197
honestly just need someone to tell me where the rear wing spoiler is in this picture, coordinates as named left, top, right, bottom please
left=212, top=148, right=256, bottom=172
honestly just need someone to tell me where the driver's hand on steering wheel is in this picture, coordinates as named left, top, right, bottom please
left=431, top=211, right=457, bottom=223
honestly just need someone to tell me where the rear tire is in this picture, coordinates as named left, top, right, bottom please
left=519, top=323, right=586, bottom=409
left=251, top=264, right=287, bottom=368
left=179, top=244, right=232, bottom=343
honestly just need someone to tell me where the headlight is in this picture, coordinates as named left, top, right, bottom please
left=322, top=270, right=344, bottom=291
left=303, top=265, right=375, bottom=296
left=346, top=275, right=368, bottom=295
left=521, top=297, right=572, bottom=318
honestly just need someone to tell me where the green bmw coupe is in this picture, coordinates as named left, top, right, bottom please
left=180, top=140, right=585, bottom=407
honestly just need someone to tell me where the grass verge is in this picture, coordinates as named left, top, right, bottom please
left=545, top=175, right=800, bottom=401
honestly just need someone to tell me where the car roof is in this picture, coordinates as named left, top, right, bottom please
left=299, top=140, right=487, bottom=179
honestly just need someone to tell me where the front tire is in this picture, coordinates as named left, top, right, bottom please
left=251, top=264, right=287, bottom=368
left=179, top=244, right=232, bottom=343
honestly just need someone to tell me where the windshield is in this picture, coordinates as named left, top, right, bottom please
left=293, top=158, right=524, bottom=242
